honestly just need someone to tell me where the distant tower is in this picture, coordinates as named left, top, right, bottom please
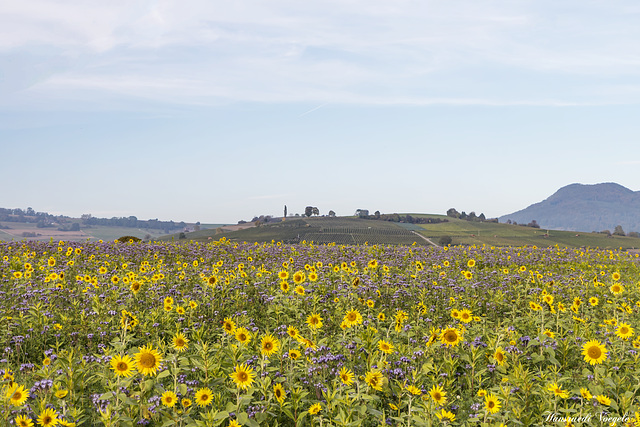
left=284, top=205, right=287, bottom=219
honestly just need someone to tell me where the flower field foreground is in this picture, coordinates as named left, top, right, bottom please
left=1, top=239, right=640, bottom=426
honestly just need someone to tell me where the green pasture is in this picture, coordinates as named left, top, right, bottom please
left=413, top=218, right=640, bottom=249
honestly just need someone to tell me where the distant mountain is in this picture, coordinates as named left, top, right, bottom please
left=499, top=183, right=640, bottom=233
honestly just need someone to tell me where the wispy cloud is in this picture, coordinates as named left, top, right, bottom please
left=2, top=1, right=640, bottom=108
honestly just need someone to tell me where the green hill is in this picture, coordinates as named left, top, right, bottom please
left=161, top=215, right=640, bottom=249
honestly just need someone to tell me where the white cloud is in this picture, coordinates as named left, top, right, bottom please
left=2, top=0, right=640, bottom=107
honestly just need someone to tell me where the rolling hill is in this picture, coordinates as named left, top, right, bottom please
left=163, top=214, right=640, bottom=250
left=499, top=183, right=640, bottom=233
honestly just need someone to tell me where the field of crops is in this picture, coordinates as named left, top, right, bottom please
left=2, top=239, right=640, bottom=426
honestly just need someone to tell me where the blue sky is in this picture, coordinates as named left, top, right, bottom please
left=2, top=1, right=639, bottom=224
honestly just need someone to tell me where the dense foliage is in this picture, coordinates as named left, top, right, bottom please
left=1, top=239, right=640, bottom=426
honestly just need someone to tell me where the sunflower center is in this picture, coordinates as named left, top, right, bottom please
left=621, top=327, right=629, bottom=334
left=117, top=362, right=128, bottom=370
left=265, top=342, right=273, bottom=350
left=238, top=371, right=248, bottom=381
left=139, top=353, right=156, bottom=368
left=488, top=401, right=495, bottom=408
left=434, top=392, right=441, bottom=400
left=587, top=346, right=601, bottom=359
left=496, top=353, right=504, bottom=361
left=444, top=331, right=457, bottom=342
left=176, top=339, right=185, bottom=346
left=347, top=313, right=356, bottom=321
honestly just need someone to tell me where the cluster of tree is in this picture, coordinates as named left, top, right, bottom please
left=505, top=219, right=541, bottom=228
left=595, top=225, right=640, bottom=237
left=238, top=215, right=282, bottom=225
left=0, top=207, right=62, bottom=225
left=305, top=206, right=320, bottom=217
left=82, top=215, right=186, bottom=233
left=356, top=209, right=448, bottom=224
left=446, top=208, right=497, bottom=223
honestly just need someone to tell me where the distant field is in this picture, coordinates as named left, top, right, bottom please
left=164, top=217, right=433, bottom=246
left=0, top=222, right=224, bottom=242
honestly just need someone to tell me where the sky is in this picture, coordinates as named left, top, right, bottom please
left=2, top=0, right=640, bottom=224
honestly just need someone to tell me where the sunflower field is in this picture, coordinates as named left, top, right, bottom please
left=1, top=238, right=640, bottom=426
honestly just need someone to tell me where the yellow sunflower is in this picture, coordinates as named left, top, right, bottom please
left=406, top=385, right=421, bottom=395
left=110, top=354, right=135, bottom=378
left=580, top=388, right=593, bottom=399
left=339, top=367, right=354, bottom=386
left=286, top=325, right=299, bottom=339
left=292, top=271, right=306, bottom=284
left=494, top=347, right=506, bottom=366
left=120, top=310, right=138, bottom=330
left=485, top=393, right=501, bottom=414
left=172, top=333, right=189, bottom=351
left=616, top=323, right=634, bottom=340
left=308, top=403, right=322, bottom=415
left=280, top=281, right=290, bottom=293
left=459, top=308, right=473, bottom=323
left=582, top=340, right=608, bottom=365
left=230, top=363, right=256, bottom=390
left=377, top=339, right=395, bottom=354
left=429, top=384, right=447, bottom=405
left=436, top=409, right=456, bottom=422
left=15, top=415, right=34, bottom=427
left=222, top=318, right=236, bottom=335
left=365, top=370, right=384, bottom=391
left=37, top=408, right=59, bottom=427
left=260, top=334, right=281, bottom=357
left=288, top=349, right=301, bottom=360
left=306, top=313, right=323, bottom=330
left=278, top=270, right=289, bottom=280
left=130, top=281, right=142, bottom=294
left=440, top=327, right=463, bottom=347
left=135, top=344, right=163, bottom=376
left=343, top=309, right=363, bottom=327
left=195, top=387, right=213, bottom=407
left=547, top=382, right=569, bottom=398
left=161, top=390, right=178, bottom=407
left=6, top=383, right=29, bottom=406
left=234, top=327, right=252, bottom=344
left=273, top=383, right=286, bottom=404
left=610, top=283, right=624, bottom=295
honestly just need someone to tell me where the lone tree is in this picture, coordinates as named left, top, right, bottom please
left=284, top=205, right=287, bottom=218
left=328, top=210, right=336, bottom=217
left=312, top=207, right=319, bottom=216
left=613, top=225, right=626, bottom=236
left=305, top=206, right=313, bottom=217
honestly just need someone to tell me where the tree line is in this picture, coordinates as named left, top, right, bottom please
left=0, top=207, right=187, bottom=233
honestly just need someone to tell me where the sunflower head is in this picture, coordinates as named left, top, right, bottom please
left=582, top=340, right=608, bottom=365
left=135, top=344, right=163, bottom=376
